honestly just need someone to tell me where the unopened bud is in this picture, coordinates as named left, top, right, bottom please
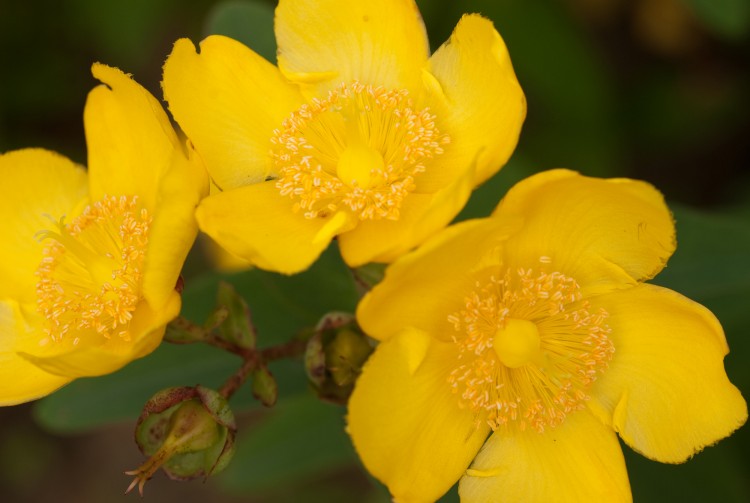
left=251, top=365, right=278, bottom=407
left=125, top=386, right=236, bottom=495
left=305, top=313, right=373, bottom=404
left=304, top=332, right=326, bottom=387
left=164, top=317, right=209, bottom=344
left=216, top=281, right=256, bottom=349
left=204, top=305, right=230, bottom=332
left=325, top=329, right=373, bottom=387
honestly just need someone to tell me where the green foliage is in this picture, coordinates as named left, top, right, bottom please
left=685, top=0, right=750, bottom=40
left=216, top=395, right=361, bottom=497
left=468, top=0, right=622, bottom=177
left=204, top=0, right=277, bottom=62
left=625, top=433, right=750, bottom=503
left=68, top=0, right=179, bottom=68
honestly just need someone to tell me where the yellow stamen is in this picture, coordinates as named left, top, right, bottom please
left=271, top=81, right=449, bottom=220
left=35, top=195, right=151, bottom=343
left=447, top=258, right=614, bottom=432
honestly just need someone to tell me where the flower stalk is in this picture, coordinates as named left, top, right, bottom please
left=215, top=338, right=306, bottom=400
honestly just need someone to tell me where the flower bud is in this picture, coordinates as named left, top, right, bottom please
left=164, top=317, right=210, bottom=344
left=125, top=386, right=236, bottom=495
left=216, top=281, right=256, bottom=349
left=251, top=365, right=278, bottom=407
left=203, top=305, right=230, bottom=332
left=304, top=331, right=327, bottom=387
left=325, top=328, right=373, bottom=387
left=304, top=313, right=373, bottom=404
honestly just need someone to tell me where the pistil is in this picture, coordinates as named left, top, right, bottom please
left=492, top=319, right=541, bottom=369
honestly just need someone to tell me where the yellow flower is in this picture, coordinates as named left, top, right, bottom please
left=162, top=0, right=526, bottom=274
left=348, top=169, right=747, bottom=502
left=0, top=64, right=208, bottom=405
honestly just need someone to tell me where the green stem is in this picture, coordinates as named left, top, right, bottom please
left=217, top=339, right=307, bottom=400
left=166, top=315, right=309, bottom=401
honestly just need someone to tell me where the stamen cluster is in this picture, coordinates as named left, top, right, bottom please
left=271, top=81, right=449, bottom=220
left=36, top=195, right=151, bottom=345
left=447, top=259, right=614, bottom=432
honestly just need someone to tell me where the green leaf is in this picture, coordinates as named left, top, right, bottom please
left=33, top=246, right=357, bottom=433
left=204, top=0, right=277, bottom=62
left=684, top=0, right=750, bottom=40
left=624, top=436, right=750, bottom=503
left=216, top=395, right=358, bottom=495
left=69, top=0, right=178, bottom=69
left=654, top=205, right=750, bottom=333
left=181, top=245, right=358, bottom=339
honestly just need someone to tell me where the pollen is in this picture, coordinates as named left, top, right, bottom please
left=35, top=195, right=151, bottom=344
left=271, top=81, right=449, bottom=220
left=446, top=258, right=614, bottom=433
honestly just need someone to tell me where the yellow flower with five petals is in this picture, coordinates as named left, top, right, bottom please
left=162, top=0, right=526, bottom=273
left=0, top=65, right=208, bottom=405
left=348, top=169, right=747, bottom=502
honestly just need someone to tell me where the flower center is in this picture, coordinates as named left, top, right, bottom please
left=492, top=319, right=541, bottom=369
left=336, top=142, right=385, bottom=189
left=447, top=259, right=614, bottom=432
left=271, top=81, right=449, bottom=220
left=35, top=195, right=151, bottom=345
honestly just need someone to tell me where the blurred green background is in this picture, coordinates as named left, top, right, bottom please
left=1, top=0, right=749, bottom=501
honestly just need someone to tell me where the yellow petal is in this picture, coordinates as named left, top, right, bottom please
left=196, top=183, right=353, bottom=275
left=356, top=217, right=518, bottom=341
left=459, top=410, right=631, bottom=503
left=141, top=143, right=208, bottom=310
left=586, top=284, right=747, bottom=463
left=0, top=299, right=70, bottom=405
left=18, top=293, right=180, bottom=378
left=0, top=149, right=88, bottom=303
left=494, top=169, right=675, bottom=294
left=275, top=0, right=429, bottom=93
left=85, top=64, right=181, bottom=210
left=425, top=14, right=526, bottom=187
left=348, top=329, right=490, bottom=503
left=338, top=157, right=475, bottom=266
left=162, top=36, right=304, bottom=190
